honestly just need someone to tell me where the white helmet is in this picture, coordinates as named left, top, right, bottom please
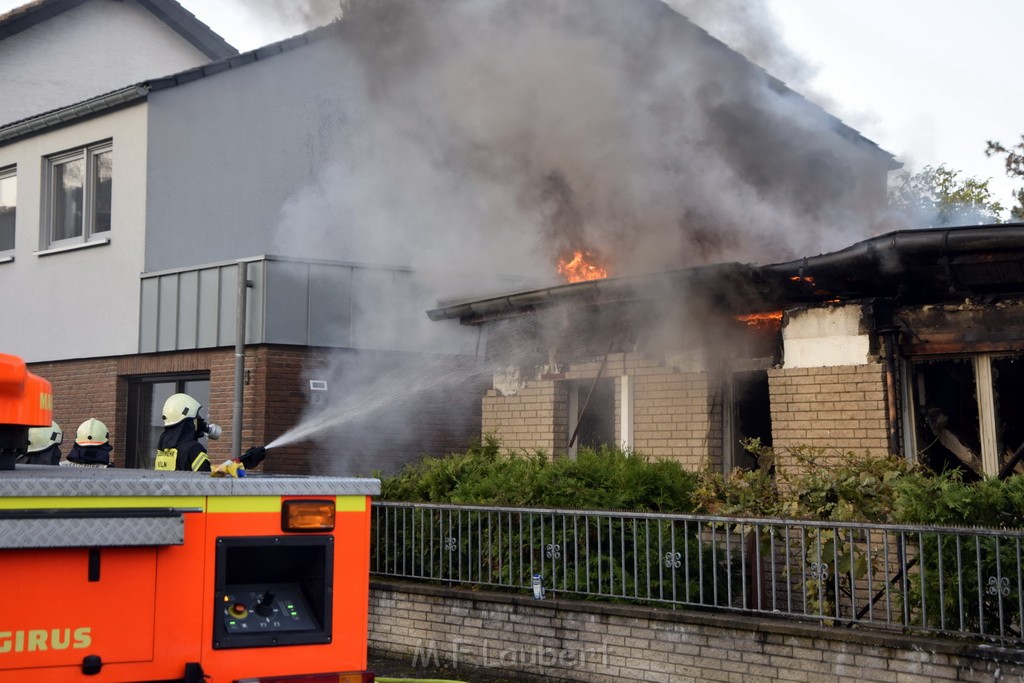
left=75, top=418, right=109, bottom=446
left=27, top=421, right=62, bottom=452
left=162, top=393, right=202, bottom=426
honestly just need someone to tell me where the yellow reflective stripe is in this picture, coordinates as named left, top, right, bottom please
left=191, top=452, right=209, bottom=472
left=208, top=496, right=280, bottom=513
left=336, top=496, right=366, bottom=512
left=0, top=496, right=205, bottom=510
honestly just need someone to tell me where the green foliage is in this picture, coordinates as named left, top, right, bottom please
left=986, top=136, right=1024, bottom=221
left=888, top=164, right=1005, bottom=226
left=379, top=435, right=698, bottom=513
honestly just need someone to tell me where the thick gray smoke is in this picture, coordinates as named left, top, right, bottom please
left=271, top=0, right=886, bottom=279
left=254, top=0, right=892, bottom=474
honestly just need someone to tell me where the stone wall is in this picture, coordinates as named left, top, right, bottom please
left=370, top=580, right=1024, bottom=683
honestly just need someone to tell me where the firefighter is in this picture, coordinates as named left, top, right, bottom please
left=156, top=393, right=217, bottom=472
left=18, top=420, right=63, bottom=465
left=62, top=418, right=113, bottom=467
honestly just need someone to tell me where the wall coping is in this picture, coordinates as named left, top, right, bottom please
left=371, top=578, right=1024, bottom=665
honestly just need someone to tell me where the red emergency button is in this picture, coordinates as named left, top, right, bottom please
left=228, top=602, right=248, bottom=618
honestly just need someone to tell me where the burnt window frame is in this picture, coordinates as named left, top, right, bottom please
left=901, top=352, right=1021, bottom=478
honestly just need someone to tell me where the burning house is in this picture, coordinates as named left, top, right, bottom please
left=2, top=0, right=902, bottom=475
left=429, top=224, right=1024, bottom=480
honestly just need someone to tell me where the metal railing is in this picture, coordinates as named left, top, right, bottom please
left=371, top=502, right=1024, bottom=645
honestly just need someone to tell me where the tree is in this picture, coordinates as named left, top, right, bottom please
left=887, top=164, right=1005, bottom=228
left=985, top=136, right=1024, bottom=221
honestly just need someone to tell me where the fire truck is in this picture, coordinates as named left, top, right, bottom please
left=0, top=353, right=379, bottom=683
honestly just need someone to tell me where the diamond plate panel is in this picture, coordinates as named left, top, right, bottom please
left=1, top=466, right=380, bottom=498
left=0, top=516, right=184, bottom=549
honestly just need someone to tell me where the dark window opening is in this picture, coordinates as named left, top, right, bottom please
left=126, top=374, right=210, bottom=469
left=571, top=378, right=615, bottom=451
left=732, top=370, right=772, bottom=470
left=993, top=356, right=1024, bottom=475
left=912, top=358, right=982, bottom=481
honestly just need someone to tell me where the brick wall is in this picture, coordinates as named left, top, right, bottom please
left=768, top=363, right=890, bottom=468
left=482, top=380, right=567, bottom=454
left=28, top=345, right=485, bottom=474
left=369, top=580, right=1024, bottom=683
left=482, top=353, right=721, bottom=468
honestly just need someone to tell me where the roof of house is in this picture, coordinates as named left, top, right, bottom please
left=426, top=223, right=1024, bottom=324
left=0, top=0, right=237, bottom=59
left=0, top=4, right=895, bottom=167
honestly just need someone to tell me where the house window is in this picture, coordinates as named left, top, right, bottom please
left=126, top=374, right=210, bottom=469
left=0, top=167, right=14, bottom=253
left=44, top=141, right=112, bottom=248
left=567, top=377, right=616, bottom=457
left=906, top=353, right=1024, bottom=479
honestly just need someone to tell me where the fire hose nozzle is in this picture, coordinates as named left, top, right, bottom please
left=205, top=422, right=223, bottom=440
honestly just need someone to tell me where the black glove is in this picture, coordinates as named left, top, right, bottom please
left=240, top=445, right=266, bottom=469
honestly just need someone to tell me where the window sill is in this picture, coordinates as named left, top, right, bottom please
left=35, top=237, right=110, bottom=257
left=0, top=255, right=12, bottom=264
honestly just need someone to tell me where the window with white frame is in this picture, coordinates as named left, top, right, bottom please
left=0, top=166, right=15, bottom=253
left=43, top=141, right=112, bottom=248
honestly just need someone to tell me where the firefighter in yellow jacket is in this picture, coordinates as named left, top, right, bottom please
left=155, top=393, right=220, bottom=472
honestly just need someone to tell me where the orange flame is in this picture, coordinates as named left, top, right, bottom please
left=558, top=250, right=609, bottom=283
left=735, top=311, right=783, bottom=333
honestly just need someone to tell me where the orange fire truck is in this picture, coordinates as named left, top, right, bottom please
left=0, top=353, right=379, bottom=683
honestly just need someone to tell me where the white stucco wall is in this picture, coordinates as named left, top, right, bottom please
left=0, top=0, right=213, bottom=127
left=782, top=304, right=872, bottom=368
left=0, top=103, right=148, bottom=362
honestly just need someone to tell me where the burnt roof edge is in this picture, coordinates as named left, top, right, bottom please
left=427, top=223, right=1024, bottom=324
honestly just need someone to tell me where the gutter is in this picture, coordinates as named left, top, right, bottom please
left=0, top=84, right=150, bottom=145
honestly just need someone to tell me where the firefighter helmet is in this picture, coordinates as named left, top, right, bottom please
left=27, top=421, right=62, bottom=452
left=75, top=418, right=109, bottom=446
left=162, top=393, right=202, bottom=427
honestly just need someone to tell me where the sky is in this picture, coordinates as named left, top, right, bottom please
left=3, top=0, right=1022, bottom=213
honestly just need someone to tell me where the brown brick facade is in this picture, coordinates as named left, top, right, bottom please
left=768, top=363, right=891, bottom=466
left=28, top=345, right=485, bottom=475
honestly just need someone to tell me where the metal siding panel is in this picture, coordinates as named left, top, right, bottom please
left=309, top=264, right=352, bottom=347
left=197, top=268, right=221, bottom=348
left=177, top=270, right=199, bottom=349
left=139, top=278, right=159, bottom=353
left=218, top=264, right=238, bottom=347
left=157, top=274, right=179, bottom=352
left=264, top=260, right=310, bottom=345
left=351, top=267, right=395, bottom=350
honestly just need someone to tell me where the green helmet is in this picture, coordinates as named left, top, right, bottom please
left=162, top=393, right=202, bottom=427
left=76, top=418, right=109, bottom=446
left=27, top=421, right=62, bottom=452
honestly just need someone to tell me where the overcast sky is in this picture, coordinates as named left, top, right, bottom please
left=4, top=0, right=1022, bottom=215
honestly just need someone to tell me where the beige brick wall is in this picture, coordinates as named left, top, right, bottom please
left=482, top=379, right=567, bottom=454
left=370, top=580, right=1024, bottom=683
left=482, top=352, right=721, bottom=468
left=768, top=363, right=891, bottom=468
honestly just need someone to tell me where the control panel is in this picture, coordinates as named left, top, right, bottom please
left=213, top=535, right=333, bottom=649
left=221, top=584, right=319, bottom=634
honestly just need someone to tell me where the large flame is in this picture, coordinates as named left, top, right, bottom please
left=558, top=250, right=609, bottom=283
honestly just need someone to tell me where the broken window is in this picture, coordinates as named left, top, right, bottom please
left=907, top=353, right=1024, bottom=479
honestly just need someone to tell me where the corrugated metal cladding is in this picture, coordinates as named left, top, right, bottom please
left=139, top=257, right=422, bottom=352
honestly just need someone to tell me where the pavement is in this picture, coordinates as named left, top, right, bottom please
left=369, top=652, right=523, bottom=682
